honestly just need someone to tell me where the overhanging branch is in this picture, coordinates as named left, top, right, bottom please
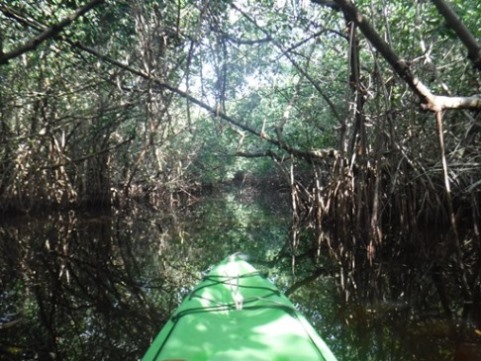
left=430, top=0, right=481, bottom=71
left=317, top=0, right=481, bottom=112
left=73, top=42, right=344, bottom=164
left=231, top=3, right=343, bottom=124
left=0, top=0, right=104, bottom=64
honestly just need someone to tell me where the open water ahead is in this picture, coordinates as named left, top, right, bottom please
left=1, top=187, right=480, bottom=360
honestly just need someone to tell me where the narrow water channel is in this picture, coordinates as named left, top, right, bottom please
left=0, top=187, right=480, bottom=360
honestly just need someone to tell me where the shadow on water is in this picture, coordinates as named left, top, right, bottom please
left=1, top=187, right=481, bottom=360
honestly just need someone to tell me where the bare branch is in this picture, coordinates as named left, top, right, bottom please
left=430, top=0, right=481, bottom=71
left=0, top=0, right=104, bottom=64
left=310, top=0, right=341, bottom=11
left=216, top=29, right=271, bottom=45
left=71, top=42, right=342, bottom=164
left=417, top=79, right=481, bottom=111
left=39, top=136, right=134, bottom=171
left=329, top=0, right=481, bottom=112
left=231, top=3, right=343, bottom=124
left=234, top=151, right=280, bottom=160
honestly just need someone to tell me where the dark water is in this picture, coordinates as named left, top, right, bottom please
left=1, top=188, right=480, bottom=360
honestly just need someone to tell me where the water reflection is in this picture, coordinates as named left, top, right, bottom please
left=277, top=228, right=481, bottom=361
left=1, top=188, right=480, bottom=360
left=0, top=188, right=290, bottom=360
left=0, top=211, right=160, bottom=360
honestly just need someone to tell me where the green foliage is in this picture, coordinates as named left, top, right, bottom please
left=1, top=0, right=481, bottom=210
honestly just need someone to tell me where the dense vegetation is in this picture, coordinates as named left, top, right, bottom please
left=1, top=1, right=481, bottom=359
left=2, top=0, right=481, bottom=273
left=2, top=2, right=480, bottom=232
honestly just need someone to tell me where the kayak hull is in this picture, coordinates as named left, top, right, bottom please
left=142, top=254, right=337, bottom=361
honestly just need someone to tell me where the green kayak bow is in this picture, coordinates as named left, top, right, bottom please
left=142, top=254, right=338, bottom=361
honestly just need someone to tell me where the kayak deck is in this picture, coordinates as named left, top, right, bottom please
left=142, top=254, right=338, bottom=361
